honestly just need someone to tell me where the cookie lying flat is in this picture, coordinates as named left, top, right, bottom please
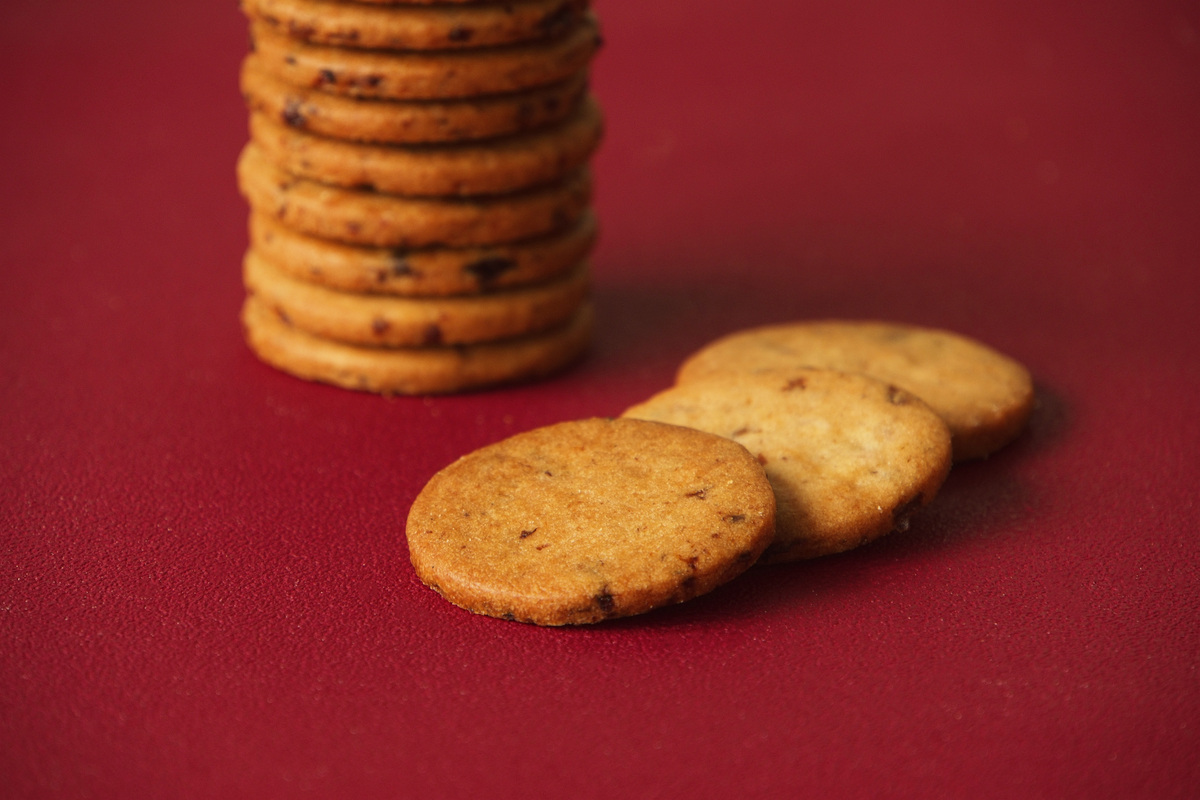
left=623, top=368, right=953, bottom=563
left=242, top=295, right=593, bottom=394
left=248, top=211, right=596, bottom=296
left=237, top=143, right=591, bottom=248
left=248, top=94, right=603, bottom=196
left=406, top=417, right=776, bottom=625
left=243, top=248, right=589, bottom=346
left=242, top=0, right=588, bottom=51
left=676, top=320, right=1034, bottom=461
left=249, top=15, right=601, bottom=100
left=241, top=55, right=589, bottom=144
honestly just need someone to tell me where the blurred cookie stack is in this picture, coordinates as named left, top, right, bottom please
left=235, top=0, right=603, bottom=394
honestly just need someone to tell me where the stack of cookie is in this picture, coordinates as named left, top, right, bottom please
left=235, top=0, right=604, bottom=394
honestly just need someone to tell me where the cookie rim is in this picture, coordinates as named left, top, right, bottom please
left=241, top=294, right=593, bottom=394
left=676, top=319, right=1035, bottom=461
left=624, top=366, right=954, bottom=562
left=246, top=93, right=603, bottom=197
left=406, top=416, right=776, bottom=625
left=241, top=0, right=590, bottom=51
left=243, top=248, right=591, bottom=347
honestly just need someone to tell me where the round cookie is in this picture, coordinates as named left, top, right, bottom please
left=248, top=15, right=601, bottom=100
left=243, top=248, right=590, bottom=346
left=676, top=320, right=1035, bottom=461
left=347, top=0, right=521, bottom=5
left=406, top=417, right=776, bottom=625
left=237, top=143, right=592, bottom=248
left=247, top=94, right=603, bottom=196
left=248, top=211, right=596, bottom=296
left=241, top=55, right=589, bottom=144
left=241, top=0, right=589, bottom=51
left=241, top=295, right=593, bottom=394
left=623, top=368, right=953, bottom=563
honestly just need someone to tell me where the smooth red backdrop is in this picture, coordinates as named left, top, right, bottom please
left=3, top=1, right=1198, bottom=797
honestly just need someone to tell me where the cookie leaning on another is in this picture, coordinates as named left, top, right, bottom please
left=406, top=417, right=777, bottom=625
left=623, top=368, right=954, bottom=563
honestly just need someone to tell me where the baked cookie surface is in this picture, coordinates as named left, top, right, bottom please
left=241, top=295, right=592, bottom=394
left=237, top=143, right=592, bottom=248
left=406, top=417, right=776, bottom=625
left=248, top=14, right=601, bottom=100
left=243, top=248, right=589, bottom=346
left=248, top=211, right=596, bottom=296
left=241, top=55, right=589, bottom=144
left=247, top=93, right=603, bottom=196
left=676, top=320, right=1034, bottom=461
left=623, top=368, right=953, bottom=563
left=241, top=0, right=588, bottom=51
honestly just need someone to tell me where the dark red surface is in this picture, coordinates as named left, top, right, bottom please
left=3, top=1, right=1199, bottom=797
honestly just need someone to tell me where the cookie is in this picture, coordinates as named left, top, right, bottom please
left=675, top=320, right=1034, bottom=461
left=241, top=54, right=589, bottom=144
left=244, top=248, right=589, bottom=346
left=349, top=0, right=500, bottom=4
left=406, top=417, right=776, bottom=625
left=248, top=210, right=596, bottom=296
left=623, top=368, right=953, bottom=563
left=241, top=0, right=589, bottom=51
left=336, top=0, right=519, bottom=5
left=248, top=14, right=601, bottom=100
left=242, top=294, right=593, bottom=394
left=237, top=143, right=591, bottom=248
left=247, top=94, right=603, bottom=196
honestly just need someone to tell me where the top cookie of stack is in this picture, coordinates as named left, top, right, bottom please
left=236, top=0, right=604, bottom=394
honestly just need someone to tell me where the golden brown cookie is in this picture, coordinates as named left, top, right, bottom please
left=242, top=294, right=593, bottom=394
left=241, top=0, right=589, bottom=51
left=241, top=54, right=589, bottom=144
left=247, top=94, right=603, bottom=196
left=248, top=14, right=601, bottom=100
left=676, top=320, right=1034, bottom=461
left=350, top=0, right=500, bottom=4
left=623, top=368, right=953, bottom=563
left=248, top=211, right=596, bottom=296
left=243, top=248, right=589, bottom=346
left=236, top=143, right=592, bottom=248
left=406, top=417, right=776, bottom=625
left=335, top=0, right=524, bottom=5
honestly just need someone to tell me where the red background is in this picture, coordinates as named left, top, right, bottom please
left=3, top=1, right=1198, bottom=797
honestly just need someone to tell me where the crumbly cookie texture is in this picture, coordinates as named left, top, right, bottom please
left=241, top=55, right=590, bottom=145
left=406, top=417, right=776, bottom=625
left=243, top=248, right=590, bottom=347
left=624, top=368, right=953, bottom=563
left=676, top=320, right=1034, bottom=461
left=241, top=295, right=592, bottom=394
left=237, top=143, right=592, bottom=248
left=247, top=211, right=596, bottom=297
left=241, top=0, right=589, bottom=52
left=247, top=14, right=601, bottom=101
left=247, top=94, right=603, bottom=196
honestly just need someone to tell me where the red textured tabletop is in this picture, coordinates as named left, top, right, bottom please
left=3, top=1, right=1198, bottom=797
